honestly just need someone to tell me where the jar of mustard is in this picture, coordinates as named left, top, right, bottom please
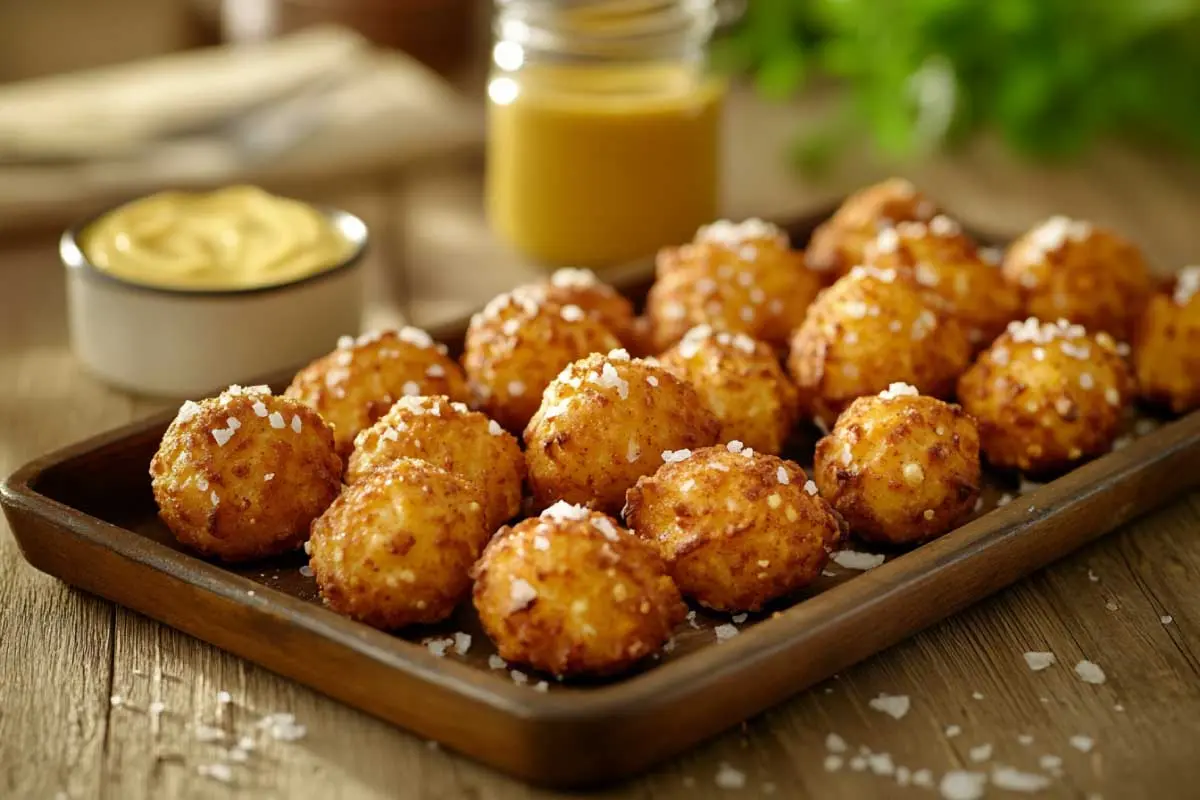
left=486, top=0, right=726, bottom=268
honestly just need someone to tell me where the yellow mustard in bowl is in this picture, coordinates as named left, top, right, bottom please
left=80, top=185, right=355, bottom=291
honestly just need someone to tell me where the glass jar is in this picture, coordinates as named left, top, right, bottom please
left=486, top=0, right=725, bottom=268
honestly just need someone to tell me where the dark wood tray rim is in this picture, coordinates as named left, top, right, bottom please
left=5, top=403, right=1199, bottom=724
left=6, top=205, right=1200, bottom=787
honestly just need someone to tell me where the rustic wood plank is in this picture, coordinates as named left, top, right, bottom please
left=2, top=82, right=1200, bottom=800
left=0, top=240, right=131, bottom=800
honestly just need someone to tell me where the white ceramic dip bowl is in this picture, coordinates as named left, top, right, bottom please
left=61, top=203, right=368, bottom=398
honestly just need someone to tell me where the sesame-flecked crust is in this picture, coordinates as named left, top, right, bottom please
left=625, top=446, right=843, bottom=612
left=646, top=236, right=820, bottom=351
left=345, top=395, right=524, bottom=531
left=472, top=510, right=685, bottom=677
left=463, top=288, right=622, bottom=433
left=1002, top=218, right=1151, bottom=341
left=308, top=458, right=487, bottom=630
left=658, top=327, right=800, bottom=455
left=807, top=178, right=938, bottom=279
left=1134, top=280, right=1200, bottom=414
left=786, top=268, right=972, bottom=426
left=957, top=319, right=1135, bottom=474
left=150, top=386, right=342, bottom=562
left=523, top=351, right=720, bottom=514
left=862, top=217, right=1021, bottom=349
left=285, top=328, right=468, bottom=458
left=813, top=393, right=981, bottom=544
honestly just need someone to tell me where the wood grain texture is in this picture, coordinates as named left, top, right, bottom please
left=10, top=279, right=1197, bottom=787
left=3, top=47, right=1200, bottom=800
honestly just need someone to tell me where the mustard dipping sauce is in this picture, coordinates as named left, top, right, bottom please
left=487, top=64, right=725, bottom=268
left=80, top=186, right=355, bottom=291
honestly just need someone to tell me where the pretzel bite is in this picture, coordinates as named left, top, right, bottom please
left=658, top=325, right=800, bottom=455
left=309, top=458, right=487, bottom=630
left=813, top=383, right=980, bottom=544
left=957, top=318, right=1134, bottom=474
left=624, top=444, right=843, bottom=612
left=807, top=178, right=939, bottom=279
left=463, top=288, right=621, bottom=433
left=345, top=395, right=524, bottom=530
left=647, top=219, right=820, bottom=351
left=787, top=266, right=972, bottom=427
left=862, top=215, right=1020, bottom=348
left=524, top=349, right=720, bottom=514
left=285, top=328, right=467, bottom=457
left=525, top=267, right=637, bottom=347
left=472, top=502, right=685, bottom=677
left=1134, top=267, right=1200, bottom=414
left=656, top=218, right=792, bottom=277
left=1002, top=216, right=1151, bottom=341
left=150, top=385, right=341, bottom=562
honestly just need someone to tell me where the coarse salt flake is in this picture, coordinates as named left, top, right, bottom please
left=939, top=770, right=987, bottom=800
left=487, top=655, right=506, bottom=670
left=832, top=550, right=885, bottom=570
left=1074, top=659, right=1106, bottom=684
left=426, top=638, right=453, bottom=657
left=268, top=412, right=285, bottom=429
left=176, top=400, right=202, bottom=423
left=662, top=448, right=692, bottom=464
left=880, top=382, right=919, bottom=400
left=212, top=428, right=234, bottom=447
left=1024, top=651, right=1056, bottom=671
left=968, top=743, right=993, bottom=762
left=990, top=766, right=1050, bottom=793
left=542, top=500, right=591, bottom=522
left=550, top=267, right=599, bottom=288
left=714, top=762, right=747, bottom=790
left=875, top=227, right=900, bottom=254
left=826, top=733, right=847, bottom=752
left=804, top=480, right=818, bottom=496
left=290, top=415, right=302, bottom=433
left=1173, top=265, right=1200, bottom=306
left=560, top=304, right=585, bottom=322
left=868, top=693, right=910, bottom=719
left=508, top=578, right=538, bottom=613
left=714, top=624, right=739, bottom=642
left=696, top=218, right=786, bottom=248
left=1039, top=755, right=1062, bottom=772
left=1069, top=735, right=1094, bottom=753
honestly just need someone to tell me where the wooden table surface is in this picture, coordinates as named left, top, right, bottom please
left=4, top=85, right=1200, bottom=800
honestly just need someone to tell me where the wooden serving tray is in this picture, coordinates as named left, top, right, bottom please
left=5, top=212, right=1200, bottom=788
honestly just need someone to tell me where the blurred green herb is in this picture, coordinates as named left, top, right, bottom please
left=713, top=0, right=1200, bottom=162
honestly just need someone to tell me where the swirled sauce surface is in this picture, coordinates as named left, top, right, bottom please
left=80, top=186, right=355, bottom=291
